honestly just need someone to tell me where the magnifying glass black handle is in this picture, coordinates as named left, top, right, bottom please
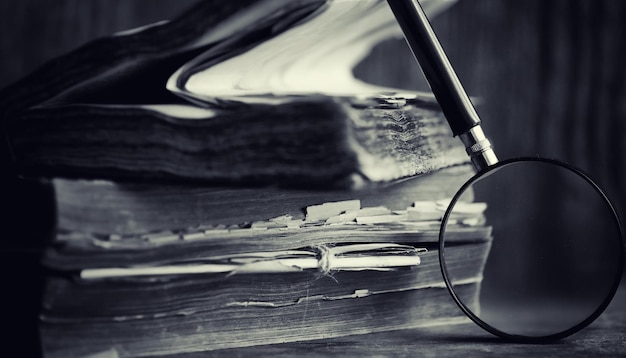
left=387, top=0, right=498, bottom=171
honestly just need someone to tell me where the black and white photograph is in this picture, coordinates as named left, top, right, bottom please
left=1, top=0, right=625, bottom=356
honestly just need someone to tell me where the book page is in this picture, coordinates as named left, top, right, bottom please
left=168, top=0, right=457, bottom=104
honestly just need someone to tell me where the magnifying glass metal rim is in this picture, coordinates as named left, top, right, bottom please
left=438, top=156, right=625, bottom=343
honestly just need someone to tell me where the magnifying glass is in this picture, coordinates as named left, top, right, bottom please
left=387, top=0, right=624, bottom=342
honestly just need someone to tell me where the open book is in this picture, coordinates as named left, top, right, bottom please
left=2, top=0, right=463, bottom=186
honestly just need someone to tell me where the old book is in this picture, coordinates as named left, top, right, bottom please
left=41, top=166, right=491, bottom=357
left=41, top=167, right=490, bottom=357
left=50, top=164, right=474, bottom=235
left=41, top=198, right=492, bottom=357
left=0, top=0, right=495, bottom=356
left=2, top=0, right=465, bottom=185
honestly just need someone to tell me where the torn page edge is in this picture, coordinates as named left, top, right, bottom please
left=225, top=276, right=482, bottom=308
left=66, top=199, right=487, bottom=250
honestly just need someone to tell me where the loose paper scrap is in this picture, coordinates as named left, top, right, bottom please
left=305, top=199, right=361, bottom=222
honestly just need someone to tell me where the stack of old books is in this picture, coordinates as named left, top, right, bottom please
left=0, top=1, right=492, bottom=357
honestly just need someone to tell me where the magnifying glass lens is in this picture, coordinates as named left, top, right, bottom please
left=440, top=158, right=623, bottom=340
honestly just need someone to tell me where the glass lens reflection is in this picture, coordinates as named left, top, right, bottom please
left=440, top=159, right=623, bottom=339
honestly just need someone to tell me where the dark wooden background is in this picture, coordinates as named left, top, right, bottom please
left=1, top=0, right=625, bottom=356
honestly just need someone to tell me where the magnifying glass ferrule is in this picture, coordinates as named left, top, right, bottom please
left=458, top=125, right=499, bottom=172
